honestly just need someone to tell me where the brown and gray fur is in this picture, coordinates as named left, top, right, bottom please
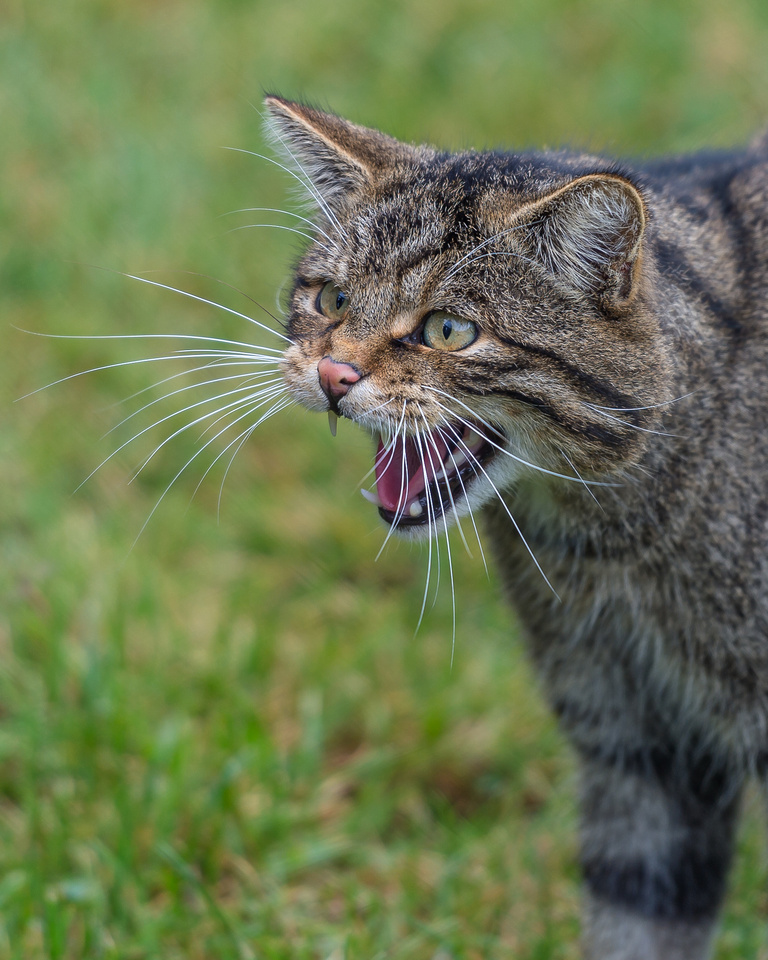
left=267, top=95, right=768, bottom=958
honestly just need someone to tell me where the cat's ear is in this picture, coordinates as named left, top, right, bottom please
left=520, top=174, right=648, bottom=306
left=263, top=96, right=410, bottom=211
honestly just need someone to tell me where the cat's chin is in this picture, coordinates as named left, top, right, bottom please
left=365, top=420, right=503, bottom=537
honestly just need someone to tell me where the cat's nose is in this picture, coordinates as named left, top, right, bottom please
left=317, top=356, right=361, bottom=402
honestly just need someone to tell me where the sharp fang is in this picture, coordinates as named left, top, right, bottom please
left=409, top=500, right=423, bottom=518
left=360, top=488, right=381, bottom=506
left=328, top=410, right=338, bottom=437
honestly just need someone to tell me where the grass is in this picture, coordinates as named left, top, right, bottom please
left=4, top=0, right=768, bottom=956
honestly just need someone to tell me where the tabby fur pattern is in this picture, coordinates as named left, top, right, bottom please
left=268, top=95, right=768, bottom=959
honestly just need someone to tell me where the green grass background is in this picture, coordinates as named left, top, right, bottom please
left=4, top=0, right=768, bottom=956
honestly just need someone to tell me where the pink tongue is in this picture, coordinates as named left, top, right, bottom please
left=374, top=430, right=449, bottom=513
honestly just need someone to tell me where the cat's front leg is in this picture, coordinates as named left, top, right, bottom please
left=583, top=898, right=723, bottom=960
left=577, top=749, right=742, bottom=960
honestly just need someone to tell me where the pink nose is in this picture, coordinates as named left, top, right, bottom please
left=317, top=356, right=361, bottom=400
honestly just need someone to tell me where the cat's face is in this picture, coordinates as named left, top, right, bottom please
left=269, top=97, right=670, bottom=540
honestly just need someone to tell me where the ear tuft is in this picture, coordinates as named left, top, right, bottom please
left=525, top=175, right=647, bottom=305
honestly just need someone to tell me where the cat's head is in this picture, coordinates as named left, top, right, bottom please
left=266, top=96, right=669, bottom=539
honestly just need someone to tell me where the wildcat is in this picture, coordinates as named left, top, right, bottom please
left=264, top=95, right=768, bottom=959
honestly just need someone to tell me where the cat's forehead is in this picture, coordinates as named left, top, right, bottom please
left=319, top=172, right=501, bottom=295
left=350, top=190, right=446, bottom=252
left=296, top=153, right=575, bottom=315
left=336, top=153, right=557, bottom=260
left=356, top=190, right=449, bottom=271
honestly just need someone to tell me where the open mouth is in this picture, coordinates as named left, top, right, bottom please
left=365, top=421, right=501, bottom=528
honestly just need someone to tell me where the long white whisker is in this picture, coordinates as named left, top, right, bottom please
left=224, top=222, right=333, bottom=252
left=419, top=419, right=457, bottom=656
left=77, top=380, right=286, bottom=491
left=412, top=428, right=436, bottom=635
left=449, top=430, right=559, bottom=599
left=374, top=402, right=410, bottom=560
left=17, top=342, right=281, bottom=402
left=445, top=249, right=539, bottom=280
left=434, top=413, right=488, bottom=572
left=561, top=449, right=605, bottom=513
left=354, top=398, right=401, bottom=488
left=377, top=422, right=411, bottom=532
left=370, top=436, right=404, bottom=509
left=130, top=393, right=293, bottom=550
left=582, top=403, right=679, bottom=438
left=185, top=396, right=295, bottom=519
left=216, top=423, right=262, bottom=520
left=110, top=370, right=283, bottom=435
left=186, top=419, right=263, bottom=518
left=185, top=378, right=287, bottom=443
left=224, top=207, right=336, bottom=247
left=224, top=146, right=347, bottom=240
left=194, top=382, right=286, bottom=443
left=189, top=416, right=264, bottom=506
left=417, top=412, right=471, bottom=558
left=255, top=118, right=351, bottom=241
left=19, top=329, right=284, bottom=352
left=358, top=402, right=401, bottom=490
left=422, top=385, right=619, bottom=487
left=19, top=354, right=206, bottom=400
left=358, top=397, right=402, bottom=487
left=418, top=431, right=446, bottom=632
left=114, top=355, right=281, bottom=407
left=586, top=392, right=695, bottom=413
left=148, top=268, right=290, bottom=325
left=132, top=386, right=287, bottom=486
left=443, top=220, right=546, bottom=282
left=148, top=381, right=286, bottom=458
left=173, top=346, right=283, bottom=358
left=118, top=273, right=292, bottom=342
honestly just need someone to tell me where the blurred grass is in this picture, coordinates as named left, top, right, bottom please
left=3, top=0, right=768, bottom=957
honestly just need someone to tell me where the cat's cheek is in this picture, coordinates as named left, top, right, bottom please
left=280, top=353, right=329, bottom=411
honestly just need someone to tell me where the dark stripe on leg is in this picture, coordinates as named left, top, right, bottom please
left=582, top=829, right=736, bottom=920
left=579, top=748, right=741, bottom=923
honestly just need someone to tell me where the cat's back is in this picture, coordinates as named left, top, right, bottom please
left=636, top=136, right=768, bottom=313
left=624, top=136, right=768, bottom=454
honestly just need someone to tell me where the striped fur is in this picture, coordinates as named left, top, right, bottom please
left=268, top=97, right=768, bottom=956
left=583, top=899, right=719, bottom=960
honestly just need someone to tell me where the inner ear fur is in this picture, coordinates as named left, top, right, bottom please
left=263, top=96, right=414, bottom=210
left=517, top=174, right=648, bottom=307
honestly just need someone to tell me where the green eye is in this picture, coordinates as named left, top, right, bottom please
left=317, top=281, right=350, bottom=319
left=421, top=311, right=478, bottom=351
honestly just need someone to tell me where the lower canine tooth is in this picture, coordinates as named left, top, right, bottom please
left=452, top=449, right=469, bottom=470
left=409, top=501, right=423, bottom=518
left=464, top=427, right=484, bottom=453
